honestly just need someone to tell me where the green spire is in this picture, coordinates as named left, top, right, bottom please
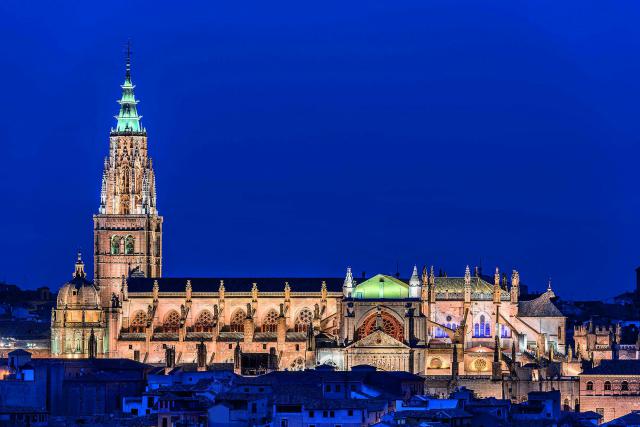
left=113, top=43, right=144, bottom=134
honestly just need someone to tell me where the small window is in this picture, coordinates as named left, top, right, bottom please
left=330, top=410, right=335, bottom=417
left=604, top=381, right=612, bottom=391
left=622, top=381, right=629, bottom=391
left=325, top=385, right=331, bottom=392
left=309, top=410, right=314, bottom=418
left=281, top=420, right=288, bottom=427
left=586, top=381, right=593, bottom=391
left=323, top=411, right=328, bottom=418
left=348, top=409, right=353, bottom=416
left=263, top=344, right=267, bottom=350
left=296, top=344, right=300, bottom=351
left=229, top=343, right=233, bottom=349
left=336, top=385, right=341, bottom=392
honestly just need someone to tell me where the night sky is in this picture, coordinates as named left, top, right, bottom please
left=1, top=1, right=640, bottom=299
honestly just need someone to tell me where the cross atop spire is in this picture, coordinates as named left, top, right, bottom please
left=113, top=42, right=145, bottom=135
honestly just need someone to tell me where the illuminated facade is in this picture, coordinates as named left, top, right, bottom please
left=51, top=53, right=567, bottom=374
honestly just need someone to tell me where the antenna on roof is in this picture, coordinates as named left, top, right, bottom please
left=395, top=261, right=400, bottom=278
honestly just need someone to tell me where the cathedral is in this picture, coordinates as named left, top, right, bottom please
left=51, top=53, right=566, bottom=375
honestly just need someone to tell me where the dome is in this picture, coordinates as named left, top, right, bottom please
left=55, top=253, right=101, bottom=309
left=352, top=274, right=409, bottom=299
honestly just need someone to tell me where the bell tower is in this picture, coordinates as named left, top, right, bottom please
left=94, top=45, right=163, bottom=306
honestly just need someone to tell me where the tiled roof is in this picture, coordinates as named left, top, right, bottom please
left=518, top=290, right=563, bottom=317
left=127, top=277, right=343, bottom=293
left=582, top=360, right=640, bottom=376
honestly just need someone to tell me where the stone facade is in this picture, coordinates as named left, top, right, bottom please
left=579, top=360, right=640, bottom=422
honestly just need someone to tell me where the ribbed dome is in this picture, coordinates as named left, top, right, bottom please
left=55, top=253, right=101, bottom=309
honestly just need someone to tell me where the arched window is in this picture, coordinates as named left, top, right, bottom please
left=474, top=315, right=491, bottom=338
left=604, top=381, right=612, bottom=391
left=563, top=399, right=570, bottom=411
left=357, top=311, right=404, bottom=342
left=130, top=310, right=147, bottom=333
left=262, top=309, right=279, bottom=332
left=163, top=310, right=180, bottom=333
left=230, top=309, right=246, bottom=332
left=294, top=308, right=314, bottom=333
left=586, top=381, right=594, bottom=391
left=125, top=235, right=134, bottom=255
left=622, top=381, right=629, bottom=392
left=111, top=236, right=121, bottom=255
left=434, top=327, right=447, bottom=338
left=501, top=325, right=511, bottom=338
left=194, top=311, right=214, bottom=332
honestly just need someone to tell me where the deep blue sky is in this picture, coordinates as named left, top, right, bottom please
left=1, top=1, right=639, bottom=299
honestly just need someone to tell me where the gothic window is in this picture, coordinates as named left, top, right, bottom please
left=500, top=325, right=511, bottom=338
left=622, top=381, right=629, bottom=391
left=357, top=311, right=404, bottom=342
left=434, top=326, right=447, bottom=338
left=130, top=311, right=147, bottom=333
left=230, top=309, right=246, bottom=332
left=194, top=310, right=214, bottom=332
left=474, top=315, right=491, bottom=338
left=604, top=381, right=612, bottom=391
left=586, top=381, right=594, bottom=391
left=262, top=309, right=279, bottom=332
left=111, top=236, right=121, bottom=255
left=125, top=235, right=135, bottom=255
left=294, top=308, right=313, bottom=333
left=163, top=310, right=180, bottom=333
left=563, top=399, right=570, bottom=411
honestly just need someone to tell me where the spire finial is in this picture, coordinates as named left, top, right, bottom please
left=113, top=41, right=143, bottom=134
left=74, top=251, right=86, bottom=278
left=126, top=40, right=132, bottom=79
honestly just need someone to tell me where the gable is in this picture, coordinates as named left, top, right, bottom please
left=347, top=330, right=409, bottom=349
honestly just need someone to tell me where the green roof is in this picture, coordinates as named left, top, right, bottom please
left=113, top=49, right=144, bottom=134
left=352, top=274, right=409, bottom=299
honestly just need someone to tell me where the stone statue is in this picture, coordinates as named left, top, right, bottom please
left=314, top=303, right=320, bottom=319
left=147, top=304, right=153, bottom=319
left=213, top=304, right=219, bottom=318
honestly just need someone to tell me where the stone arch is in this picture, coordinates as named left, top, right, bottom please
left=111, top=235, right=121, bottom=255
left=163, top=310, right=180, bottom=333
left=356, top=310, right=404, bottom=342
left=262, top=309, right=279, bottom=332
left=358, top=305, right=405, bottom=327
left=429, top=357, right=443, bottom=369
left=125, top=235, right=135, bottom=255
left=130, top=310, right=146, bottom=333
left=230, top=308, right=246, bottom=332
left=194, top=310, right=214, bottom=332
left=294, top=308, right=313, bottom=333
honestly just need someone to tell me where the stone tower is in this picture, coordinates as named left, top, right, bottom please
left=94, top=46, right=163, bottom=306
